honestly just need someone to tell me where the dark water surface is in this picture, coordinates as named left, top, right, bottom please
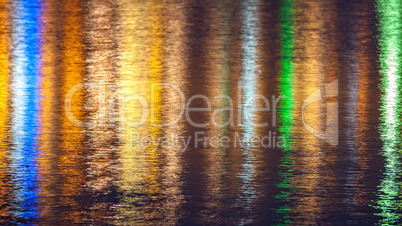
left=0, top=0, right=401, bottom=225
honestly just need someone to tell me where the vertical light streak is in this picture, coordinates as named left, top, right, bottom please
left=59, top=0, right=85, bottom=221
left=353, top=1, right=378, bottom=218
left=202, top=0, right=232, bottom=222
left=37, top=0, right=86, bottom=223
left=274, top=0, right=295, bottom=224
left=148, top=0, right=163, bottom=208
left=117, top=0, right=150, bottom=223
left=238, top=0, right=260, bottom=224
left=376, top=0, right=402, bottom=224
left=0, top=0, right=11, bottom=222
left=37, top=0, right=61, bottom=222
left=10, top=0, right=42, bottom=221
left=160, top=0, right=187, bottom=223
left=290, top=1, right=325, bottom=223
left=338, top=1, right=377, bottom=218
left=338, top=4, right=366, bottom=217
left=83, top=0, right=119, bottom=222
left=117, top=0, right=162, bottom=223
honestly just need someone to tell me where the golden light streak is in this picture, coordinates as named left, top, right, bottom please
left=37, top=0, right=61, bottom=222
left=354, top=1, right=377, bottom=217
left=83, top=0, right=119, bottom=222
left=0, top=0, right=11, bottom=221
left=59, top=0, right=86, bottom=222
left=291, top=0, right=326, bottom=223
left=159, top=0, right=188, bottom=223
left=117, top=0, right=163, bottom=223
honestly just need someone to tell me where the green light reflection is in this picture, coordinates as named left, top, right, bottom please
left=273, top=0, right=295, bottom=225
left=376, top=0, right=402, bottom=224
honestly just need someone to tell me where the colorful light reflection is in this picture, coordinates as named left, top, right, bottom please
left=237, top=0, right=260, bottom=224
left=274, top=0, right=295, bottom=224
left=376, top=0, right=402, bottom=224
left=10, top=0, right=41, bottom=221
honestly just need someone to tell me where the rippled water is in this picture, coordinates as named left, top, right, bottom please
left=0, top=0, right=401, bottom=225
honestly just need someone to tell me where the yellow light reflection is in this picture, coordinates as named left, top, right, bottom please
left=117, top=0, right=163, bottom=223
left=117, top=0, right=151, bottom=222
left=0, top=0, right=11, bottom=222
left=37, top=0, right=86, bottom=224
left=37, top=0, right=61, bottom=222
left=60, top=0, right=85, bottom=222
left=147, top=0, right=163, bottom=204
left=292, top=0, right=326, bottom=223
